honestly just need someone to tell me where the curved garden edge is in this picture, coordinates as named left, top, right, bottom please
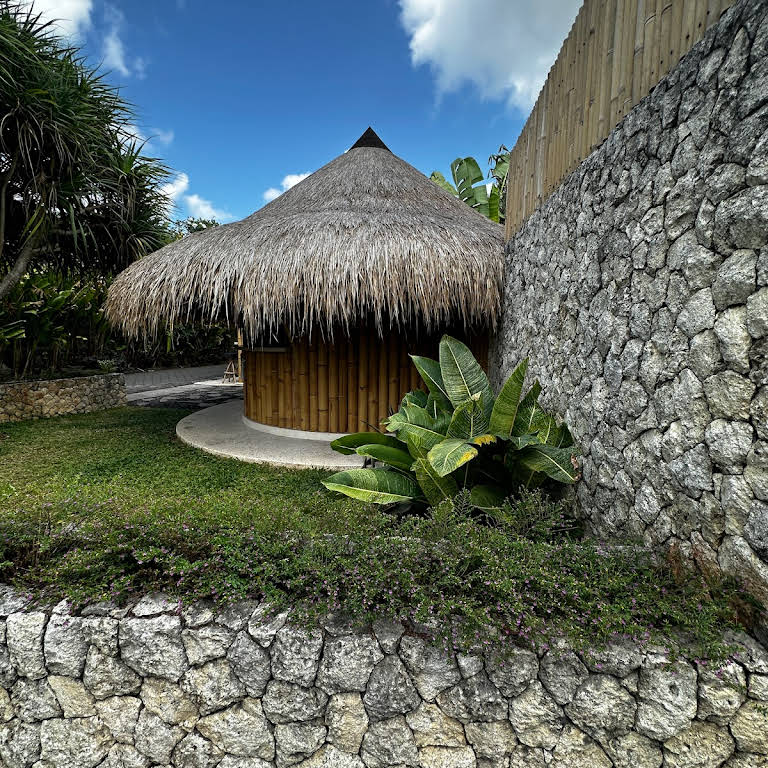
left=0, top=584, right=767, bottom=768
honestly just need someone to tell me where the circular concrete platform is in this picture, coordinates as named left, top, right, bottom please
left=176, top=399, right=364, bottom=470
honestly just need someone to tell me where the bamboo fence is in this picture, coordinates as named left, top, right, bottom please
left=505, top=0, right=735, bottom=237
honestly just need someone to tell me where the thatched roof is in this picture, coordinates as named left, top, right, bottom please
left=106, top=128, right=504, bottom=341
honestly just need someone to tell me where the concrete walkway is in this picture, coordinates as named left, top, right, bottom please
left=176, top=399, right=364, bottom=470
left=124, top=364, right=233, bottom=394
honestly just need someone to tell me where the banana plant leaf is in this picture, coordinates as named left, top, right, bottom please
left=439, top=336, right=494, bottom=418
left=447, top=397, right=494, bottom=445
left=488, top=185, right=501, bottom=223
left=390, top=406, right=451, bottom=451
left=429, top=170, right=457, bottom=195
left=400, top=389, right=429, bottom=409
left=427, top=437, right=478, bottom=477
left=518, top=444, right=579, bottom=484
left=355, top=443, right=414, bottom=472
left=470, top=484, right=506, bottom=512
left=410, top=355, right=452, bottom=412
left=413, top=457, right=458, bottom=507
left=489, top=358, right=529, bottom=437
left=330, top=432, right=405, bottom=456
left=323, top=469, right=420, bottom=504
left=511, top=380, right=542, bottom=436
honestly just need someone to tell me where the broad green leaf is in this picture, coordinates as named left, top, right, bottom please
left=427, top=438, right=478, bottom=477
left=505, top=434, right=541, bottom=452
left=413, top=458, right=458, bottom=507
left=488, top=185, right=500, bottom=223
left=438, top=336, right=494, bottom=418
left=451, top=156, right=484, bottom=202
left=410, top=355, right=452, bottom=412
left=511, top=380, right=542, bottom=436
left=355, top=444, right=414, bottom=471
left=556, top=423, right=574, bottom=448
left=470, top=484, right=506, bottom=512
left=489, top=358, right=528, bottom=437
left=447, top=397, right=492, bottom=443
left=331, top=432, right=404, bottom=456
left=531, top=411, right=559, bottom=445
left=393, top=406, right=450, bottom=451
left=518, top=445, right=579, bottom=484
left=429, top=170, right=457, bottom=196
left=323, top=469, right=420, bottom=504
left=400, top=389, right=428, bottom=409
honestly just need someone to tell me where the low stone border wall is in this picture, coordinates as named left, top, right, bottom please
left=0, top=373, right=125, bottom=424
left=0, top=586, right=766, bottom=768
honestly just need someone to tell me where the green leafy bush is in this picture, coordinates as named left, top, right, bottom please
left=324, top=335, right=579, bottom=511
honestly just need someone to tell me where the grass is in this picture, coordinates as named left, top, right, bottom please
left=0, top=407, right=752, bottom=659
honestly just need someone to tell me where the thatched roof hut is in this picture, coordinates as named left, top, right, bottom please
left=107, top=128, right=504, bottom=434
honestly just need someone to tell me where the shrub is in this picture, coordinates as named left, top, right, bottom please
left=324, top=335, right=579, bottom=511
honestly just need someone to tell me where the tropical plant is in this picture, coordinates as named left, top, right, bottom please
left=323, top=336, right=579, bottom=510
left=430, top=146, right=510, bottom=224
left=0, top=3, right=170, bottom=301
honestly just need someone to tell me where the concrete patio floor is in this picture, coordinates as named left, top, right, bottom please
left=176, top=398, right=364, bottom=470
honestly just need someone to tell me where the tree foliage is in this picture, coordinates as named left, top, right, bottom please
left=430, top=145, right=510, bottom=224
left=0, top=2, right=170, bottom=300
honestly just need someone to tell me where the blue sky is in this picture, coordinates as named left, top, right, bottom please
left=29, top=0, right=580, bottom=223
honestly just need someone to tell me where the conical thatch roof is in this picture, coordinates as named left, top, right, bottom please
left=106, top=128, right=504, bottom=341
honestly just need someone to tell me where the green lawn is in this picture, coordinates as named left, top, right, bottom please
left=0, top=407, right=746, bottom=658
left=1, top=406, right=378, bottom=537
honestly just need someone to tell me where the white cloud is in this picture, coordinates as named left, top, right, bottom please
left=262, top=172, right=311, bottom=203
left=101, top=4, right=146, bottom=79
left=184, top=193, right=233, bottom=222
left=399, top=0, right=580, bottom=113
left=162, top=173, right=190, bottom=204
left=21, top=0, right=93, bottom=39
left=102, top=5, right=130, bottom=76
left=151, top=128, right=175, bottom=147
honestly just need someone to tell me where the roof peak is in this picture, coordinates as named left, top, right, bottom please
left=349, top=127, right=391, bottom=152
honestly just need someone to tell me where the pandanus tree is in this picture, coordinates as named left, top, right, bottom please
left=0, top=3, right=170, bottom=301
left=324, top=336, right=579, bottom=511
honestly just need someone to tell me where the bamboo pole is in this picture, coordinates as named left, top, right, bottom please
left=328, top=341, right=338, bottom=433
left=337, top=337, right=347, bottom=433
left=298, top=338, right=309, bottom=431
left=357, top=330, right=368, bottom=431
left=309, top=339, right=318, bottom=432
left=317, top=341, right=329, bottom=432
left=387, top=333, right=399, bottom=417
left=290, top=342, right=300, bottom=429
left=368, top=330, right=379, bottom=430
left=347, top=335, right=357, bottom=434
left=270, top=353, right=279, bottom=426
left=277, top=353, right=287, bottom=428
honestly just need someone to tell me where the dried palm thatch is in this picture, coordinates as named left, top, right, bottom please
left=106, top=128, right=504, bottom=342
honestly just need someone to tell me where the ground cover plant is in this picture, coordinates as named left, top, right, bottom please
left=0, top=406, right=753, bottom=660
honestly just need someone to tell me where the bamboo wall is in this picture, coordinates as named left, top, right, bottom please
left=505, top=0, right=735, bottom=238
left=243, top=329, right=488, bottom=433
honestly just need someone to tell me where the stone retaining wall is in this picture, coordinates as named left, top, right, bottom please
left=494, top=0, right=768, bottom=609
left=0, top=587, right=766, bottom=768
left=0, top=374, right=125, bottom=424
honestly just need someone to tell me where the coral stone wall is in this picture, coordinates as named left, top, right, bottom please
left=494, top=0, right=768, bottom=610
left=0, top=374, right=125, bottom=424
left=0, top=586, right=766, bottom=768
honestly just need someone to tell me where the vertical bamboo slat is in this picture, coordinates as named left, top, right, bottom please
left=328, top=342, right=338, bottom=433
left=317, top=342, right=329, bottom=432
left=309, top=341, right=318, bottom=432
left=298, top=339, right=309, bottom=431
left=357, top=331, right=368, bottom=432
left=346, top=337, right=357, bottom=434
left=504, top=0, right=734, bottom=238
left=367, top=331, right=379, bottom=430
